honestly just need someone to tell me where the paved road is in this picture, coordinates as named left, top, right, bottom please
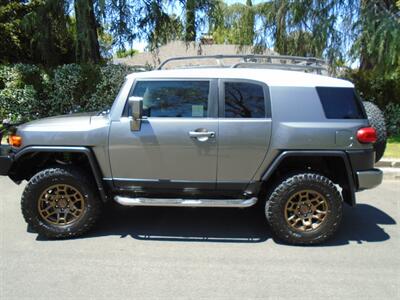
left=0, top=177, right=399, bottom=299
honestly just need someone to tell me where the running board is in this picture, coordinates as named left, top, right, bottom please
left=114, top=196, right=258, bottom=208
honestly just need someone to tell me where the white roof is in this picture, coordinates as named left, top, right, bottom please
left=127, top=68, right=353, bottom=88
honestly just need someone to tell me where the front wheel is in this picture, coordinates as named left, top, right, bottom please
left=265, top=173, right=343, bottom=245
left=21, top=167, right=102, bottom=239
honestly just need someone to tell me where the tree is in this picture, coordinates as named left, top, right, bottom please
left=0, top=0, right=38, bottom=64
left=254, top=0, right=343, bottom=65
left=273, top=0, right=287, bottom=55
left=23, top=0, right=75, bottom=67
left=210, top=0, right=255, bottom=46
left=347, top=0, right=400, bottom=108
left=242, top=0, right=255, bottom=45
left=138, top=0, right=183, bottom=50
left=98, top=0, right=137, bottom=49
left=181, top=0, right=215, bottom=42
left=185, top=0, right=196, bottom=41
left=354, top=0, right=400, bottom=73
left=74, top=0, right=101, bottom=63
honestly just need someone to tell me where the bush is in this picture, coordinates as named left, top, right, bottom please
left=385, top=103, right=400, bottom=136
left=48, top=63, right=101, bottom=115
left=0, top=64, right=48, bottom=122
left=0, top=63, right=140, bottom=122
left=346, top=68, right=400, bottom=108
left=87, top=64, right=136, bottom=111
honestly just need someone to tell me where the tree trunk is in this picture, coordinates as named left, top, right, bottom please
left=185, top=0, right=196, bottom=42
left=74, top=0, right=100, bottom=63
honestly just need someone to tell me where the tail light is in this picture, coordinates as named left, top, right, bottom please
left=357, top=127, right=377, bottom=143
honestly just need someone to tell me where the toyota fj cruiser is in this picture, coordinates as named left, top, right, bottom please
left=0, top=55, right=386, bottom=245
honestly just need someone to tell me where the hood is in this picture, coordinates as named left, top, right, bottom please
left=19, top=112, right=98, bottom=129
left=14, top=112, right=110, bottom=149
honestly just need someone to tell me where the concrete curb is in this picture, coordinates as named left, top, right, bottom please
left=375, top=158, right=400, bottom=180
left=376, top=158, right=400, bottom=168
left=381, top=168, right=400, bottom=180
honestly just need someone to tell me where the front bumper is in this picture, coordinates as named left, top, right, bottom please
left=0, top=145, right=13, bottom=176
left=356, top=169, right=383, bottom=190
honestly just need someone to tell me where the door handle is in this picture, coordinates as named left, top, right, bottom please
left=189, top=131, right=216, bottom=138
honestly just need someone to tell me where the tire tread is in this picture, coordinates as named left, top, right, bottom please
left=362, top=101, right=387, bottom=162
left=21, top=167, right=102, bottom=239
left=265, top=173, right=343, bottom=245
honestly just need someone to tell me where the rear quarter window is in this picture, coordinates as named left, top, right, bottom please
left=224, top=82, right=265, bottom=118
left=316, top=87, right=365, bottom=119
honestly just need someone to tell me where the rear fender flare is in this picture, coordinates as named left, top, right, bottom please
left=261, top=150, right=356, bottom=206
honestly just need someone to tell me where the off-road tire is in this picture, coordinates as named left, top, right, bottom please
left=362, top=101, right=387, bottom=162
left=265, top=173, right=343, bottom=245
left=21, top=167, right=102, bottom=239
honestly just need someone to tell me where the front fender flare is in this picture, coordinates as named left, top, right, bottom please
left=12, top=146, right=108, bottom=202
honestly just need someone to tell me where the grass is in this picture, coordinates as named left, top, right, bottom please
left=385, top=135, right=400, bottom=159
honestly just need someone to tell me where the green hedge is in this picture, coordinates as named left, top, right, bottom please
left=344, top=68, right=400, bottom=137
left=0, top=63, right=140, bottom=122
left=385, top=103, right=400, bottom=136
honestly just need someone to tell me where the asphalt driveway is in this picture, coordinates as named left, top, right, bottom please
left=0, top=177, right=399, bottom=299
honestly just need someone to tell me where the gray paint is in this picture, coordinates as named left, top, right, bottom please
left=217, top=119, right=271, bottom=182
left=11, top=70, right=379, bottom=195
left=16, top=113, right=112, bottom=177
left=357, top=169, right=383, bottom=190
left=109, top=117, right=218, bottom=183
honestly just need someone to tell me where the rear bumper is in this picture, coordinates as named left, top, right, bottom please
left=0, top=145, right=13, bottom=176
left=356, top=169, right=383, bottom=190
left=347, top=149, right=382, bottom=190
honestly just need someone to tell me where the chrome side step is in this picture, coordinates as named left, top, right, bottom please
left=114, top=196, right=258, bottom=208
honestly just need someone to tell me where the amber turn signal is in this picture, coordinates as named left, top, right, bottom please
left=9, top=134, right=22, bottom=147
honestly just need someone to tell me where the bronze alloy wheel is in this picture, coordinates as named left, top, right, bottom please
left=38, top=184, right=86, bottom=226
left=284, top=189, right=329, bottom=232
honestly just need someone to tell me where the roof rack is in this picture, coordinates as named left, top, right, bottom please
left=157, top=54, right=328, bottom=74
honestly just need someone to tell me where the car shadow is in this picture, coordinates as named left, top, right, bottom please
left=90, top=204, right=271, bottom=243
left=35, top=203, right=396, bottom=246
left=323, top=203, right=396, bottom=246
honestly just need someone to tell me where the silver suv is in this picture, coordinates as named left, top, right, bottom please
left=0, top=55, right=385, bottom=245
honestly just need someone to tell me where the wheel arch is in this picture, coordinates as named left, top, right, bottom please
left=261, top=151, right=356, bottom=206
left=9, top=146, right=108, bottom=202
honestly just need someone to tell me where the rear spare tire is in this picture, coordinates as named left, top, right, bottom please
left=362, top=101, right=387, bottom=162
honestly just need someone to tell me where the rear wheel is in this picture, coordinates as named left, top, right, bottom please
left=265, top=173, right=343, bottom=245
left=362, top=101, right=387, bottom=162
left=21, top=167, right=102, bottom=239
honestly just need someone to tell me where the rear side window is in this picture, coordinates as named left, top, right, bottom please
left=316, top=87, right=365, bottom=119
left=131, top=80, right=209, bottom=117
left=224, top=82, right=265, bottom=118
